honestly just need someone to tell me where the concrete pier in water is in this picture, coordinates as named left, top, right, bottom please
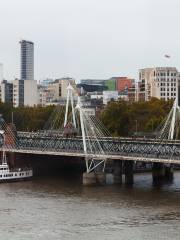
left=83, top=160, right=124, bottom=186
left=152, top=163, right=174, bottom=184
left=124, top=160, right=134, bottom=185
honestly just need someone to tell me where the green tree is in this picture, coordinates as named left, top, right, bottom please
left=101, top=98, right=173, bottom=137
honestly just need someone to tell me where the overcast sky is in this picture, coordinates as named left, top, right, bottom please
left=0, top=0, right=180, bottom=82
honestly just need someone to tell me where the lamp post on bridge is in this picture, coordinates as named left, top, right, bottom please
left=135, top=120, right=138, bottom=137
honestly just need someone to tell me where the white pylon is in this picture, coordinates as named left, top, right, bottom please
left=75, top=97, right=89, bottom=172
left=169, top=98, right=178, bottom=140
left=64, top=83, right=76, bottom=128
left=75, top=97, right=107, bottom=173
left=161, top=98, right=180, bottom=140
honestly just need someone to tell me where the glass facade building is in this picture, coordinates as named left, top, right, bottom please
left=20, top=40, right=34, bottom=80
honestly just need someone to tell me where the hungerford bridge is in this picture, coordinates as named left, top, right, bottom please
left=1, top=84, right=180, bottom=185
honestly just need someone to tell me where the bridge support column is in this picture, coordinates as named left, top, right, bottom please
left=82, top=171, right=106, bottom=186
left=95, top=172, right=106, bottom=185
left=83, top=172, right=96, bottom=186
left=152, top=162, right=165, bottom=183
left=152, top=163, right=174, bottom=184
left=124, top=160, right=134, bottom=185
left=113, top=161, right=123, bottom=184
left=104, top=160, right=114, bottom=185
left=164, top=164, right=174, bottom=181
left=103, top=160, right=123, bottom=185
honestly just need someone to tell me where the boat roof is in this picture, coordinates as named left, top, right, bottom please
left=0, top=164, right=9, bottom=167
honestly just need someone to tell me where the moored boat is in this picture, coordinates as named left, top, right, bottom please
left=0, top=152, right=33, bottom=182
left=0, top=127, right=33, bottom=182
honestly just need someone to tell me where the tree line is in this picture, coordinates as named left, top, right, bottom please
left=100, top=98, right=173, bottom=137
left=0, top=98, right=173, bottom=136
left=0, top=103, right=54, bottom=131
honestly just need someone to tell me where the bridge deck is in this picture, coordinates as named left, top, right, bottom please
left=1, top=133, right=180, bottom=164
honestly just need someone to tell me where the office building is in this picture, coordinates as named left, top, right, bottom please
left=13, top=79, right=37, bottom=107
left=80, top=77, right=134, bottom=94
left=139, top=67, right=179, bottom=101
left=103, top=91, right=119, bottom=105
left=114, top=77, right=134, bottom=93
left=41, top=78, right=54, bottom=87
left=37, top=77, right=77, bottom=106
left=0, top=80, right=13, bottom=103
left=20, top=40, right=34, bottom=80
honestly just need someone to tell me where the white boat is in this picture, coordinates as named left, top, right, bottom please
left=0, top=129, right=33, bottom=182
left=0, top=152, right=33, bottom=183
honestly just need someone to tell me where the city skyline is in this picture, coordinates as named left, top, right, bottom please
left=0, top=0, right=180, bottom=81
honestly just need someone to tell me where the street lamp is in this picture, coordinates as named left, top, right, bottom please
left=151, top=119, right=154, bottom=132
left=135, top=120, right=138, bottom=136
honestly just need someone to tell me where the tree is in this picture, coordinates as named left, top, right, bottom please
left=100, top=98, right=173, bottom=137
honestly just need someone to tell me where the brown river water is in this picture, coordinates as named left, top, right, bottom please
left=0, top=172, right=180, bottom=240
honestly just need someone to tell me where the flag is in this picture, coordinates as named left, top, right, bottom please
left=164, top=54, right=170, bottom=58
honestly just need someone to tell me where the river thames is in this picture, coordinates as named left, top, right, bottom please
left=0, top=172, right=180, bottom=240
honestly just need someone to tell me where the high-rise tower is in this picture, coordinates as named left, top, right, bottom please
left=20, top=40, right=34, bottom=80
left=0, top=63, right=3, bottom=82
